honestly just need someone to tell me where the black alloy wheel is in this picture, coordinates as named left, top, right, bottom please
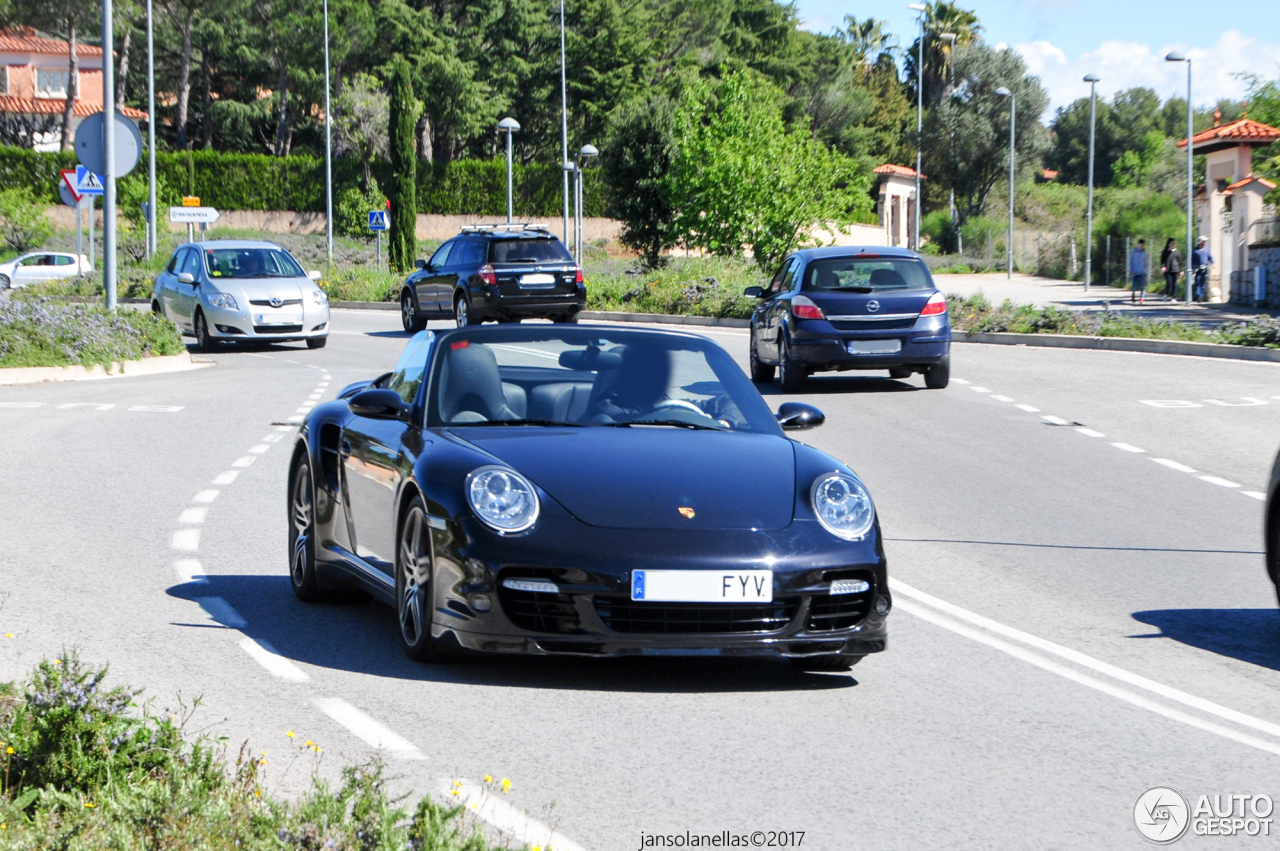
left=401, top=290, right=424, bottom=333
left=397, top=496, right=449, bottom=661
left=454, top=294, right=471, bottom=327
left=791, top=653, right=864, bottom=672
left=194, top=311, right=218, bottom=352
left=289, top=457, right=333, bottom=602
left=778, top=335, right=806, bottom=393
left=924, top=356, right=950, bottom=390
left=748, top=329, right=775, bottom=383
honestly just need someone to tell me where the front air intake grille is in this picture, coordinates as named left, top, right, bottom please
left=594, top=597, right=798, bottom=634
left=497, top=569, right=580, bottom=633
left=250, top=298, right=303, bottom=306
left=253, top=324, right=304, bottom=334
left=806, top=569, right=875, bottom=631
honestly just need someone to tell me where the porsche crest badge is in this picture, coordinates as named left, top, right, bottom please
left=678, top=507, right=696, bottom=519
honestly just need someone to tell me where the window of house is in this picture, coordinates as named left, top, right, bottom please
left=35, top=69, right=70, bottom=98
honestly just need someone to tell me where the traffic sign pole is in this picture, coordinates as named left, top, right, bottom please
left=103, top=0, right=117, bottom=311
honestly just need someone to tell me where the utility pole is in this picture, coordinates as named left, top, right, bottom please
left=909, top=3, right=926, bottom=251
left=323, top=0, right=334, bottom=270
left=560, top=0, right=569, bottom=245
left=1083, top=73, right=1099, bottom=292
left=147, top=0, right=156, bottom=258
left=103, top=0, right=117, bottom=310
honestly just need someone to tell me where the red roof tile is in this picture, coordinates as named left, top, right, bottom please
left=1226, top=174, right=1278, bottom=192
left=0, top=97, right=146, bottom=120
left=874, top=163, right=925, bottom=179
left=1177, top=118, right=1280, bottom=151
left=0, top=27, right=102, bottom=57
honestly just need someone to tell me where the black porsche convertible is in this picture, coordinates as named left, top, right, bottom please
left=288, top=325, right=890, bottom=669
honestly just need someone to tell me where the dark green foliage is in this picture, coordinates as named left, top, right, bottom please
left=601, top=95, right=678, bottom=268
left=388, top=55, right=417, bottom=272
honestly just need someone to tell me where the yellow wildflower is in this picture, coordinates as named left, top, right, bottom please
left=451, top=788, right=460, bottom=797
left=484, top=774, right=493, bottom=783
left=501, top=778, right=511, bottom=793
left=286, top=731, right=295, bottom=739
left=5, top=747, right=13, bottom=755
left=53, top=659, right=60, bottom=665
left=84, top=802, right=95, bottom=808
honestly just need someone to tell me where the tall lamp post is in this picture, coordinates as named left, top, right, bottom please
left=146, top=0, right=156, bottom=258
left=1166, top=51, right=1194, bottom=306
left=559, top=0, right=570, bottom=244
left=1083, top=73, right=1099, bottom=292
left=103, top=0, right=117, bottom=310
left=497, top=118, right=520, bottom=224
left=909, top=3, right=926, bottom=251
left=994, top=86, right=1015, bottom=280
left=573, top=144, right=597, bottom=264
left=322, top=0, right=333, bottom=269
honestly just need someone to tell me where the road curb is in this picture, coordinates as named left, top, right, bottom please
left=953, top=330, right=1280, bottom=363
left=333, top=301, right=398, bottom=311
left=578, top=310, right=750, bottom=328
left=0, top=352, right=211, bottom=385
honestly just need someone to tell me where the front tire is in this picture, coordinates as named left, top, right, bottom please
left=306, top=336, right=327, bottom=349
left=749, top=330, right=775, bottom=383
left=401, top=290, right=424, bottom=333
left=289, top=457, right=337, bottom=603
left=194, top=310, right=218, bottom=352
left=454, top=294, right=471, bottom=328
left=924, top=356, right=950, bottom=389
left=791, top=654, right=864, bottom=672
left=0, top=274, right=10, bottom=290
left=397, top=496, right=450, bottom=661
left=778, top=335, right=806, bottom=392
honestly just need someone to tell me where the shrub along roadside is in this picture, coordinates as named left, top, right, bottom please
left=0, top=300, right=185, bottom=369
left=0, top=652, right=501, bottom=850
left=585, top=256, right=763, bottom=319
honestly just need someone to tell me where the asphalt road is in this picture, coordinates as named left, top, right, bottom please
left=3, top=308, right=1279, bottom=850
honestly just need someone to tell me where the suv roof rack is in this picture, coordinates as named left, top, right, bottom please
left=459, top=223, right=552, bottom=234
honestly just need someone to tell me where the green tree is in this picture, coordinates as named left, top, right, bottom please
left=905, top=1, right=982, bottom=107
left=0, top=188, right=53, bottom=253
left=333, top=72, right=389, bottom=193
left=387, top=54, right=417, bottom=272
left=666, top=70, right=872, bottom=270
left=601, top=94, right=678, bottom=269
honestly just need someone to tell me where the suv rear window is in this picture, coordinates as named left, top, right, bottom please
left=488, top=239, right=573, bottom=264
left=802, top=257, right=932, bottom=292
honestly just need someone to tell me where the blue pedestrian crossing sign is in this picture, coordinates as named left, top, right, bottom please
left=75, top=165, right=104, bottom=196
left=368, top=211, right=389, bottom=231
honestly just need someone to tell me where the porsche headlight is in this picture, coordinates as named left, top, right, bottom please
left=206, top=292, right=237, bottom=310
left=466, top=466, right=540, bottom=534
left=810, top=473, right=875, bottom=540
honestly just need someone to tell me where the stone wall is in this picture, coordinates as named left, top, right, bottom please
left=1244, top=245, right=1280, bottom=309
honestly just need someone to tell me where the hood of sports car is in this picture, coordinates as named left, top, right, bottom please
left=455, top=427, right=796, bottom=530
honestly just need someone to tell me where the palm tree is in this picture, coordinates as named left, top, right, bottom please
left=843, top=16, right=897, bottom=65
left=905, top=1, right=982, bottom=107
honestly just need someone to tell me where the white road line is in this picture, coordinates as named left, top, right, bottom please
left=1015, top=403, right=1040, bottom=413
left=248, top=444, right=270, bottom=454
left=239, top=638, right=309, bottom=683
left=1199, top=475, right=1240, bottom=488
left=262, top=432, right=284, bottom=442
left=893, top=596, right=1280, bottom=758
left=1205, top=398, right=1267, bottom=407
left=192, top=489, right=219, bottom=504
left=213, top=470, right=239, bottom=485
left=1153, top=458, right=1197, bottom=473
left=57, top=402, right=114, bottom=410
left=275, top=424, right=294, bottom=432
left=0, top=402, right=44, bottom=408
left=970, top=386, right=991, bottom=393
left=1111, top=443, right=1145, bottom=453
left=287, top=415, right=304, bottom=422
left=952, top=378, right=970, bottom=385
left=890, top=578, right=1280, bottom=744
left=1075, top=428, right=1105, bottom=438
left=243, top=353, right=272, bottom=359
left=294, top=408, right=312, bottom=415
left=231, top=456, right=255, bottom=467
left=128, top=405, right=184, bottom=413
left=171, top=529, right=200, bottom=551
left=312, top=698, right=424, bottom=758
left=1244, top=491, right=1267, bottom=501
left=1042, top=415, right=1070, bottom=425
left=178, top=506, right=208, bottom=524
left=991, top=395, right=1013, bottom=402
left=196, top=597, right=247, bottom=628
left=447, top=780, right=590, bottom=851
left=173, top=559, right=206, bottom=584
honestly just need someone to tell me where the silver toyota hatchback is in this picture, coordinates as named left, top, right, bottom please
left=151, top=240, right=330, bottom=351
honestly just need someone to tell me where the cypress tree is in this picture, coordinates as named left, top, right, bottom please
left=387, top=55, right=417, bottom=272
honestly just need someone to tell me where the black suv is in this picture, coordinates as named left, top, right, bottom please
left=400, top=224, right=585, bottom=331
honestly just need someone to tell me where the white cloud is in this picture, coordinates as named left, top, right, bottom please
left=1015, top=30, right=1280, bottom=118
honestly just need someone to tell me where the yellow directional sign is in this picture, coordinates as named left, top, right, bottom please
left=182, top=196, right=200, bottom=207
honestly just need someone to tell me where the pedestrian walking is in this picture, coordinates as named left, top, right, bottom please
left=1191, top=236, right=1214, bottom=302
left=1129, top=238, right=1148, bottom=304
left=1160, top=237, right=1183, bottom=300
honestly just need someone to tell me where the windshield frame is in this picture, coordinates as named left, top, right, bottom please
left=203, top=246, right=307, bottom=280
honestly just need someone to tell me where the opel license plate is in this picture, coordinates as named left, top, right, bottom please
left=630, top=570, right=773, bottom=602
left=847, top=339, right=901, bottom=354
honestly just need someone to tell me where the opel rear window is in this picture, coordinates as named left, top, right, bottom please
left=802, top=257, right=932, bottom=292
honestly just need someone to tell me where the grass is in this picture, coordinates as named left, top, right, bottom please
left=584, top=256, right=763, bottom=319
left=0, top=652, right=506, bottom=850
left=0, top=300, right=185, bottom=369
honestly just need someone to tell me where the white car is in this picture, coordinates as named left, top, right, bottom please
left=151, top=240, right=330, bottom=351
left=0, top=251, right=90, bottom=289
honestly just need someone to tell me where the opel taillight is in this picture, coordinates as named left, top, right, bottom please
left=920, top=292, right=947, bottom=316
left=478, top=264, right=497, bottom=285
left=791, top=295, right=826, bottom=320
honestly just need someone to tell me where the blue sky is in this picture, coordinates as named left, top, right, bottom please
left=794, top=0, right=1280, bottom=115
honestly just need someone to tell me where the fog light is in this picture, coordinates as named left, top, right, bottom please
left=830, top=579, right=870, bottom=595
left=470, top=593, right=493, bottom=613
left=875, top=596, right=891, bottom=615
left=501, top=578, right=559, bottom=594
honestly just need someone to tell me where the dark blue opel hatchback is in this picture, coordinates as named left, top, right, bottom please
left=746, top=247, right=951, bottom=391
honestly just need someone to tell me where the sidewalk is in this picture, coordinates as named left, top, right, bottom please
left=936, top=272, right=1275, bottom=329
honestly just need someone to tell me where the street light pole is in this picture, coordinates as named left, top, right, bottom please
left=322, top=0, right=333, bottom=270
left=1166, top=51, right=1194, bottom=306
left=146, top=0, right=156, bottom=258
left=102, top=0, right=117, bottom=310
left=909, top=3, right=926, bottom=251
left=940, top=32, right=956, bottom=233
left=574, top=144, right=597, bottom=265
left=995, top=86, right=1014, bottom=280
left=497, top=118, right=520, bottom=224
left=560, top=0, right=569, bottom=245
left=1083, top=73, right=1099, bottom=293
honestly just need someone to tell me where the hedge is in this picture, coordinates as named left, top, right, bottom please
left=0, top=146, right=606, bottom=217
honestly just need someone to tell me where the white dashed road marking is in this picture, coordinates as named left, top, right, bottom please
left=173, top=559, right=206, bottom=584
left=58, top=402, right=114, bottom=410
left=197, top=597, right=247, bottom=628
left=231, top=456, right=255, bottom=467
left=1244, top=491, right=1267, bottom=501
left=970, top=386, right=991, bottom=393
left=1111, top=443, right=1145, bottom=453
left=1042, top=415, right=1070, bottom=425
left=213, top=470, right=239, bottom=485
left=1015, top=404, right=1040, bottom=413
left=1198, top=476, right=1240, bottom=488
left=991, top=395, right=1013, bottom=402
left=1153, top=458, right=1197, bottom=473
left=1075, top=428, right=1105, bottom=438
left=312, top=698, right=424, bottom=758
left=248, top=444, right=270, bottom=454
left=171, top=529, right=200, bottom=551
left=178, top=507, right=208, bottom=524
left=240, top=638, right=309, bottom=683
left=447, top=780, right=590, bottom=851
left=193, top=489, right=220, bottom=503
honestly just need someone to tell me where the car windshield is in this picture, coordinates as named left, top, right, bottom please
left=803, top=257, right=932, bottom=292
left=204, top=247, right=305, bottom=279
left=488, top=239, right=573, bottom=264
left=424, top=328, right=781, bottom=434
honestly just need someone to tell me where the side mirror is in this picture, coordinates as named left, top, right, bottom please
left=348, top=388, right=409, bottom=420
left=308, top=270, right=322, bottom=281
left=776, top=402, right=825, bottom=430
left=743, top=286, right=764, bottom=298
left=414, top=259, right=427, bottom=271
left=177, top=272, right=196, bottom=285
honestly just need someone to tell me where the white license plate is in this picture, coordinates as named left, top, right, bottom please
left=519, top=273, right=556, bottom=288
left=255, top=312, right=300, bottom=325
left=847, top=339, right=901, bottom=354
left=631, top=569, right=773, bottom=602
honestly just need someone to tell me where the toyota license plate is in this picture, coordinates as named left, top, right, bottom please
left=519, top=273, right=556, bottom=288
left=255, top=312, right=299, bottom=325
left=847, top=339, right=901, bottom=354
left=631, top=570, right=773, bottom=602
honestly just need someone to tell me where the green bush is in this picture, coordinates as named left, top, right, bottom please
left=318, top=265, right=403, bottom=303
left=586, top=256, right=763, bottom=318
left=0, top=187, right=53, bottom=252
left=335, top=176, right=388, bottom=238
left=0, top=300, right=184, bottom=368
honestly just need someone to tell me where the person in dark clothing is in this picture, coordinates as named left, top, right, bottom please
left=1160, top=238, right=1183, bottom=300
left=589, top=343, right=672, bottom=421
left=1191, top=237, right=1214, bottom=302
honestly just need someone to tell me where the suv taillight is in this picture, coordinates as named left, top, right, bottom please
left=478, top=264, right=497, bottom=285
left=790, top=295, right=825, bottom=320
left=920, top=292, right=947, bottom=316
left=575, top=266, right=584, bottom=284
